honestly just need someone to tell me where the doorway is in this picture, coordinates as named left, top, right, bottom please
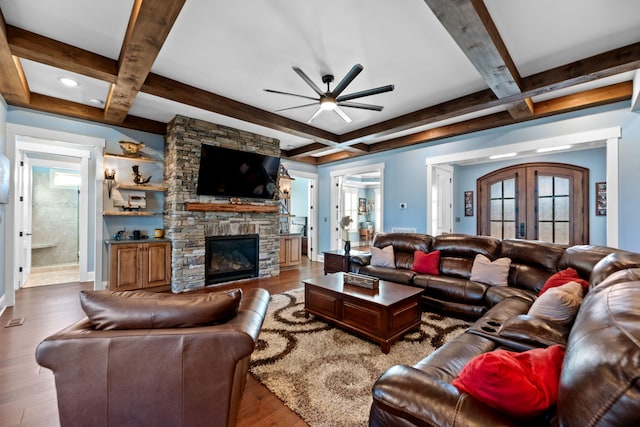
left=330, top=163, right=384, bottom=251
left=23, top=161, right=81, bottom=287
left=477, top=163, right=589, bottom=245
left=4, top=124, right=105, bottom=307
left=286, top=167, right=319, bottom=262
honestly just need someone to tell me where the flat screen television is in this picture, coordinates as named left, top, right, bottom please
left=196, top=144, right=281, bottom=199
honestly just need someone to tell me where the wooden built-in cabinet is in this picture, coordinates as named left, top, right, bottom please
left=108, top=240, right=171, bottom=290
left=279, top=234, right=301, bottom=267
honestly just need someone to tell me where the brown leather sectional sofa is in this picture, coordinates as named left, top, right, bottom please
left=350, top=233, right=640, bottom=426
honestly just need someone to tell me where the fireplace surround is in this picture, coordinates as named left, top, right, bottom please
left=164, top=115, right=281, bottom=292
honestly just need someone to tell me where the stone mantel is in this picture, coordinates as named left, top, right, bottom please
left=185, top=202, right=279, bottom=213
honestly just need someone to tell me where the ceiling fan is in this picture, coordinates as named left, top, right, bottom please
left=264, top=64, right=394, bottom=124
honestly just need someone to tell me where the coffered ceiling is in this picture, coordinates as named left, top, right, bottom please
left=0, top=0, right=639, bottom=164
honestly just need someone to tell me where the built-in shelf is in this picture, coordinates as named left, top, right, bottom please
left=185, top=202, right=279, bottom=213
left=103, top=211, right=159, bottom=216
left=104, top=153, right=158, bottom=163
left=116, top=183, right=167, bottom=192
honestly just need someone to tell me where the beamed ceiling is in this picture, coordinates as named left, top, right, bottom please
left=0, top=0, right=639, bottom=164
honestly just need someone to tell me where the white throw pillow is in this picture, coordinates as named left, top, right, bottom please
left=470, top=254, right=511, bottom=286
left=370, top=245, right=395, bottom=268
left=527, top=281, right=583, bottom=325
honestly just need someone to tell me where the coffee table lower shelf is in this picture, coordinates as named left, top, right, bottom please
left=303, top=274, right=422, bottom=354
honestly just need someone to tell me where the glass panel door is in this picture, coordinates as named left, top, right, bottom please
left=478, top=163, right=588, bottom=245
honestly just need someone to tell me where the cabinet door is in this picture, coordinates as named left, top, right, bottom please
left=279, top=237, right=288, bottom=266
left=110, top=244, right=142, bottom=291
left=143, top=241, right=171, bottom=288
left=288, top=236, right=301, bottom=265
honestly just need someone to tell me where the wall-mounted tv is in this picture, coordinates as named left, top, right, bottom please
left=196, top=144, right=281, bottom=199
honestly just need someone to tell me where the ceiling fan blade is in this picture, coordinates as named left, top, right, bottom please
left=337, top=101, right=383, bottom=111
left=263, top=89, right=319, bottom=101
left=292, top=66, right=324, bottom=96
left=336, top=84, right=395, bottom=102
left=307, top=107, right=323, bottom=123
left=275, top=103, right=318, bottom=112
left=331, top=64, right=363, bottom=98
left=333, top=106, right=352, bottom=123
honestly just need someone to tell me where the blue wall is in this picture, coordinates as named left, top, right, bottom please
left=316, top=101, right=640, bottom=252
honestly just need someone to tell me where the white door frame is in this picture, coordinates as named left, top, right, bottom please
left=425, top=127, right=620, bottom=247
left=4, top=124, right=104, bottom=306
left=432, top=164, right=453, bottom=235
left=286, top=168, right=319, bottom=262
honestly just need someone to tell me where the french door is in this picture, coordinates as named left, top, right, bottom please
left=477, top=163, right=589, bottom=245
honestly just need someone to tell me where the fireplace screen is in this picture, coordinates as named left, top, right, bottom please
left=205, top=235, right=259, bottom=285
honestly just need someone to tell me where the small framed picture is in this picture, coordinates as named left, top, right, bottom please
left=595, top=182, right=606, bottom=216
left=358, top=197, right=366, bottom=213
left=464, top=191, right=474, bottom=217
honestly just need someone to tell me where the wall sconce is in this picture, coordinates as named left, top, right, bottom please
left=104, top=168, right=116, bottom=198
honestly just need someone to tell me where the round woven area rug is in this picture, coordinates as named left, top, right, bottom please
left=250, top=288, right=470, bottom=427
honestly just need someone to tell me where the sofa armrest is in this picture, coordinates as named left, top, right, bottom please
left=349, top=253, right=371, bottom=267
left=370, top=365, right=519, bottom=427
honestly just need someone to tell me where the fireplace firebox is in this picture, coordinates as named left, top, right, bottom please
left=205, top=235, right=259, bottom=285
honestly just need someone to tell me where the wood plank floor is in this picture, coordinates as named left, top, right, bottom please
left=0, top=258, right=326, bottom=427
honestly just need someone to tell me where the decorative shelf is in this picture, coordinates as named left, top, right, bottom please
left=103, top=211, right=159, bottom=216
left=185, top=202, right=279, bottom=213
left=104, top=153, right=158, bottom=163
left=116, top=183, right=167, bottom=192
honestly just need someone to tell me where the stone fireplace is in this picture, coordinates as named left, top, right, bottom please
left=164, top=115, right=281, bottom=293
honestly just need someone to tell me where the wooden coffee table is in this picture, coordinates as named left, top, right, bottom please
left=303, top=273, right=423, bottom=353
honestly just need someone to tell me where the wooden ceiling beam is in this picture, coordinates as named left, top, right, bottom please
left=103, top=0, right=185, bottom=123
left=142, top=73, right=339, bottom=143
left=12, top=93, right=166, bottom=134
left=423, top=0, right=533, bottom=119
left=313, top=82, right=632, bottom=164
left=0, top=10, right=29, bottom=104
left=7, top=25, right=117, bottom=83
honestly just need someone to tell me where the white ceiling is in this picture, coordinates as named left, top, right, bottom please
left=1, top=0, right=639, bottom=156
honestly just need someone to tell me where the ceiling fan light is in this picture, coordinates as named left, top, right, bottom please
left=320, top=98, right=337, bottom=111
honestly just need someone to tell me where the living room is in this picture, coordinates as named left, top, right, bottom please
left=1, top=1, right=640, bottom=426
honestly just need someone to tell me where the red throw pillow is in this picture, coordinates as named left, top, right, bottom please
left=452, top=345, right=565, bottom=419
left=411, top=250, right=440, bottom=275
left=539, top=268, right=589, bottom=296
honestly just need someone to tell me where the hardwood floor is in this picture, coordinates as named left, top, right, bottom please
left=0, top=258, right=325, bottom=427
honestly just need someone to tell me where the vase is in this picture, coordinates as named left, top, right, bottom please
left=344, top=240, right=351, bottom=255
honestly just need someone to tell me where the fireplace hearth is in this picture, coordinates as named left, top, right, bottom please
left=205, top=235, right=259, bottom=285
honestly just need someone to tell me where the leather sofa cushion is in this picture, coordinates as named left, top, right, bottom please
left=433, top=234, right=501, bottom=259
left=589, top=252, right=640, bottom=289
left=421, top=295, right=487, bottom=319
left=485, top=286, right=536, bottom=307
left=498, top=314, right=568, bottom=348
left=419, top=275, right=487, bottom=304
left=499, top=239, right=565, bottom=272
left=558, top=245, right=614, bottom=280
left=80, top=289, right=243, bottom=330
left=372, top=233, right=433, bottom=270
left=358, top=265, right=416, bottom=285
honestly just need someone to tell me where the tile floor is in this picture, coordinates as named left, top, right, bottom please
left=23, top=264, right=80, bottom=287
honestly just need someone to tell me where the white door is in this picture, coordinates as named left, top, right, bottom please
left=433, top=165, right=453, bottom=235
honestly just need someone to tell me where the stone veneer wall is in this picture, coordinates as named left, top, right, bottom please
left=164, top=115, right=281, bottom=292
